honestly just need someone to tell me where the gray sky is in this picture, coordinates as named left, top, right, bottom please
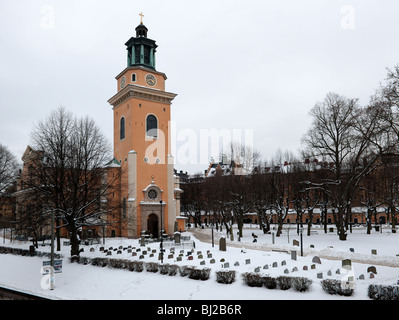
left=1, top=0, right=399, bottom=174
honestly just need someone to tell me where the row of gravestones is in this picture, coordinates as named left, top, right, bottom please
left=292, top=240, right=380, bottom=256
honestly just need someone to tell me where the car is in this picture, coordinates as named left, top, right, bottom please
left=14, top=235, right=28, bottom=241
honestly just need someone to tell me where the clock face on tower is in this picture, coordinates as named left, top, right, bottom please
left=145, top=74, right=157, bottom=86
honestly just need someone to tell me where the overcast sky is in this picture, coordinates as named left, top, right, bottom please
left=1, top=0, right=399, bottom=174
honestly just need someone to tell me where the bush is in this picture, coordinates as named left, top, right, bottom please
left=216, top=270, right=236, bottom=284
left=368, top=284, right=399, bottom=300
left=132, top=260, right=144, bottom=272
left=189, top=268, right=211, bottom=281
left=109, top=259, right=126, bottom=269
left=242, top=272, right=264, bottom=287
left=321, top=279, right=354, bottom=296
left=167, top=264, right=179, bottom=276
left=291, top=277, right=312, bottom=292
left=159, top=263, right=169, bottom=275
left=159, top=264, right=179, bottom=276
left=276, top=276, right=292, bottom=290
left=145, top=262, right=159, bottom=273
left=91, top=257, right=109, bottom=267
left=262, top=276, right=277, bottom=289
left=179, top=265, right=194, bottom=277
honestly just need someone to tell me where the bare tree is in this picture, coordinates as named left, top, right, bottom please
left=26, top=107, right=120, bottom=260
left=0, top=144, right=19, bottom=200
left=302, top=92, right=384, bottom=240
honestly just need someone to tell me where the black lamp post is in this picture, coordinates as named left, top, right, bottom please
left=160, top=200, right=164, bottom=264
left=300, top=226, right=304, bottom=257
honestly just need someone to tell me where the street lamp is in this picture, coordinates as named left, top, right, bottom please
left=300, top=226, right=304, bottom=257
left=160, top=200, right=164, bottom=264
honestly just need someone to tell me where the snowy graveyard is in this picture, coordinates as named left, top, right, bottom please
left=0, top=224, right=399, bottom=300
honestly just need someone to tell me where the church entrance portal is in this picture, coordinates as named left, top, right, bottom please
left=147, top=213, right=159, bottom=238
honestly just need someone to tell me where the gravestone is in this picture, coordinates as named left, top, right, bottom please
left=291, top=250, right=297, bottom=261
left=107, top=251, right=112, bottom=256
left=127, top=248, right=132, bottom=253
left=367, top=266, right=377, bottom=274
left=311, top=264, right=316, bottom=269
left=207, top=253, right=212, bottom=259
left=210, top=259, right=215, bottom=264
left=292, top=267, right=298, bottom=272
left=359, top=274, right=365, bottom=280
left=168, top=254, right=173, bottom=259
left=220, top=258, right=225, bottom=262
left=142, top=250, right=147, bottom=255
left=100, top=247, right=104, bottom=252
left=200, top=260, right=205, bottom=265
left=293, top=239, right=299, bottom=246
left=90, top=247, right=95, bottom=252
left=370, top=273, right=375, bottom=279
left=219, top=237, right=227, bottom=251
left=342, top=259, right=352, bottom=270
left=272, top=262, right=278, bottom=268
left=174, top=232, right=181, bottom=244
left=336, top=269, right=340, bottom=274
left=188, top=256, right=193, bottom=261
left=371, top=249, right=377, bottom=255
left=198, top=254, right=203, bottom=259
left=254, top=267, right=260, bottom=273
left=349, top=248, right=355, bottom=253
left=176, top=256, right=182, bottom=262
left=140, top=236, right=145, bottom=247
left=139, top=255, right=144, bottom=259
left=327, top=270, right=332, bottom=276
left=117, top=250, right=122, bottom=254
left=281, top=260, right=286, bottom=266
left=132, top=252, right=137, bottom=256
left=119, top=246, right=123, bottom=250
left=284, top=269, right=289, bottom=274
left=197, top=251, right=202, bottom=255
left=234, top=261, right=240, bottom=267
left=223, top=262, right=230, bottom=268
left=263, top=264, right=268, bottom=270
left=317, top=272, right=323, bottom=279
left=245, top=259, right=251, bottom=265
left=303, top=266, right=308, bottom=271
left=310, top=244, right=315, bottom=248
left=149, top=253, right=154, bottom=258
left=312, top=256, right=321, bottom=264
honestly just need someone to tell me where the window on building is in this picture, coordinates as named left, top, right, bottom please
left=120, top=117, right=125, bottom=140
left=146, top=114, right=157, bottom=138
left=132, top=73, right=136, bottom=82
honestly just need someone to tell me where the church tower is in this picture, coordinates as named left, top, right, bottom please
left=108, top=14, right=179, bottom=238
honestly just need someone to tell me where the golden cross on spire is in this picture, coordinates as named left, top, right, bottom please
left=139, top=12, right=144, bottom=24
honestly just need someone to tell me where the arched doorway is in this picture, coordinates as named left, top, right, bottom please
left=147, top=213, right=159, bottom=238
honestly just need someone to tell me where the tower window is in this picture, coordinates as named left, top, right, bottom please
left=132, top=73, right=136, bottom=82
left=120, top=117, right=125, bottom=140
left=146, top=114, right=158, bottom=138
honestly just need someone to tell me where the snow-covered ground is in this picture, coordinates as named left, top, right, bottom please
left=0, top=224, right=398, bottom=300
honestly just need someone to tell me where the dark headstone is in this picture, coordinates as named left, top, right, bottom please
left=367, top=266, right=377, bottom=274
left=219, top=237, right=227, bottom=251
left=312, top=256, right=321, bottom=264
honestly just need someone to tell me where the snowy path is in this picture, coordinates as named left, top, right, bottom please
left=189, top=228, right=399, bottom=268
